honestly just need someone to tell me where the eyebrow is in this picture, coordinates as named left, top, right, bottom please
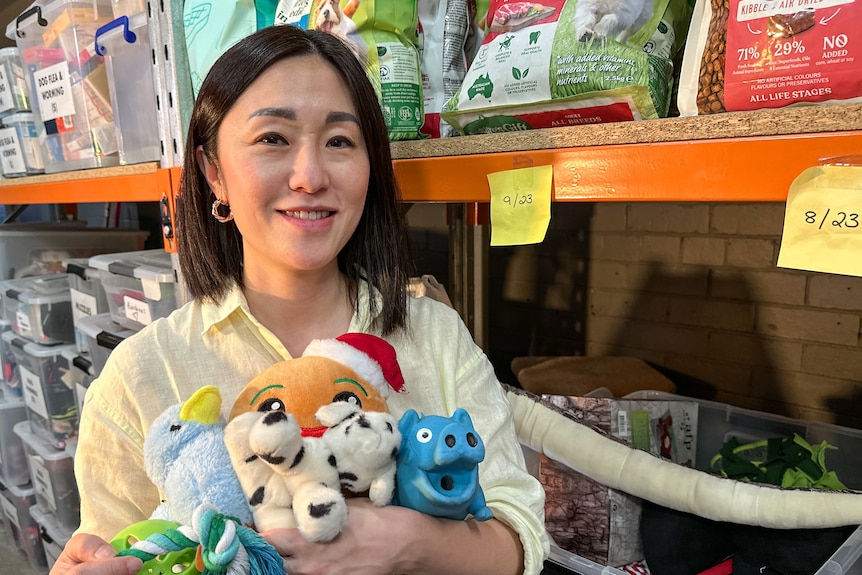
left=249, top=107, right=359, bottom=125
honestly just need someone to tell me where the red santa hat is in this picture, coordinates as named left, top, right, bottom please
left=302, top=333, right=406, bottom=397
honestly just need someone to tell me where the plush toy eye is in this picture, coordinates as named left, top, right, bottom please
left=258, top=398, right=286, bottom=412
left=416, top=428, right=433, bottom=443
left=332, top=391, right=361, bottom=407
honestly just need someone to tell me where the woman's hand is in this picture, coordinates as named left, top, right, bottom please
left=50, top=533, right=143, bottom=575
left=262, top=498, right=419, bottom=575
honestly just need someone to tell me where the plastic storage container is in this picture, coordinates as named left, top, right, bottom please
left=0, top=395, right=30, bottom=487
left=0, top=47, right=30, bottom=118
left=0, top=273, right=74, bottom=345
left=14, top=421, right=80, bottom=533
left=0, top=225, right=149, bottom=281
left=14, top=0, right=119, bottom=173
left=623, top=391, right=862, bottom=489
left=541, top=545, right=626, bottom=575
left=110, top=0, right=147, bottom=18
left=89, top=250, right=177, bottom=331
left=66, top=259, right=110, bottom=352
left=75, top=312, right=134, bottom=376
left=10, top=339, right=78, bottom=448
left=0, top=111, right=45, bottom=177
left=0, top=320, right=20, bottom=398
left=58, top=347, right=93, bottom=420
left=94, top=12, right=159, bottom=164
left=0, top=481, right=48, bottom=573
left=30, top=502, right=72, bottom=571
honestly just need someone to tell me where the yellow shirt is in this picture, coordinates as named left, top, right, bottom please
left=75, top=281, right=549, bottom=574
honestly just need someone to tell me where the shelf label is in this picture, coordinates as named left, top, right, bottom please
left=29, top=454, right=57, bottom=511
left=488, top=165, right=553, bottom=246
left=778, top=165, right=862, bottom=276
left=70, top=288, right=98, bottom=323
left=1, top=492, right=18, bottom=527
left=0, top=126, right=25, bottom=175
left=33, top=61, right=75, bottom=122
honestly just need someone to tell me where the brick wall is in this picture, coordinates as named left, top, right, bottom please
left=407, top=203, right=862, bottom=430
left=578, top=202, right=862, bottom=429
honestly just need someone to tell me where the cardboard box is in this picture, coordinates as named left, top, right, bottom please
left=539, top=395, right=698, bottom=567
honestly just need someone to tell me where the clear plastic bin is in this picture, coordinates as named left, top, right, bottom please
left=0, top=395, right=30, bottom=487
left=0, top=47, right=30, bottom=118
left=14, top=421, right=80, bottom=533
left=75, top=312, right=133, bottom=377
left=542, top=545, right=626, bottom=575
left=30, top=502, right=72, bottom=571
left=14, top=0, right=119, bottom=173
left=0, top=111, right=45, bottom=177
left=66, top=259, right=110, bottom=352
left=58, top=347, right=93, bottom=419
left=10, top=340, right=78, bottom=448
left=0, top=320, right=21, bottom=398
left=89, top=250, right=177, bottom=331
left=623, top=391, right=862, bottom=489
left=110, top=0, right=147, bottom=18
left=0, top=225, right=149, bottom=281
left=0, top=273, right=74, bottom=345
left=94, top=12, right=159, bottom=165
left=0, top=481, right=48, bottom=573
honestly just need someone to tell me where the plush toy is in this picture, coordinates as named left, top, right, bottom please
left=143, top=385, right=253, bottom=527
left=505, top=384, right=862, bottom=529
left=395, top=408, right=493, bottom=521
left=224, top=333, right=405, bottom=541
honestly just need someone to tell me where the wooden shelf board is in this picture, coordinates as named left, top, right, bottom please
left=391, top=102, right=862, bottom=160
left=0, top=163, right=163, bottom=203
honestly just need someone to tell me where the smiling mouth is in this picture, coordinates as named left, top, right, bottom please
left=279, top=210, right=333, bottom=220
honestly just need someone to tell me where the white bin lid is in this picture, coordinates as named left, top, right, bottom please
left=89, top=250, right=175, bottom=283
left=14, top=420, right=74, bottom=462
left=2, top=478, right=35, bottom=500
left=30, top=502, right=74, bottom=543
left=75, top=312, right=135, bottom=345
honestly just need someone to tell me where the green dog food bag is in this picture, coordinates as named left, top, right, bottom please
left=276, top=0, right=424, bottom=141
left=441, top=0, right=692, bottom=134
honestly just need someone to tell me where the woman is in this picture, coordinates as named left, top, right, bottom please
left=53, top=25, right=548, bottom=575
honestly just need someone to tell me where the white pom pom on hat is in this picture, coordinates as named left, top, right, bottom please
left=302, top=333, right=406, bottom=397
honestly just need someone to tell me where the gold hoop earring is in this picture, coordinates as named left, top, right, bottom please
left=211, top=199, right=234, bottom=223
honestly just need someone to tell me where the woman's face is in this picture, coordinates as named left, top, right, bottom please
left=200, top=55, right=370, bottom=279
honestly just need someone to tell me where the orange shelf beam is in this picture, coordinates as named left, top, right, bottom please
left=0, top=163, right=165, bottom=204
left=395, top=131, right=862, bottom=202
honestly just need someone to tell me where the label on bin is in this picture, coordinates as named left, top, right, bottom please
left=16, top=310, right=32, bottom=339
left=0, top=65, right=12, bottom=113
left=29, top=455, right=57, bottom=511
left=0, top=127, right=25, bottom=175
left=70, top=289, right=98, bottom=323
left=124, top=295, right=152, bottom=326
left=33, top=61, right=75, bottom=123
left=1, top=493, right=18, bottom=528
left=21, top=365, right=49, bottom=421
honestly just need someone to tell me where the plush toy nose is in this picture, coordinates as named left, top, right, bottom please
left=435, top=427, right=485, bottom=467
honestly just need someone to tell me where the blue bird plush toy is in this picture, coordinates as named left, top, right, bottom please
left=143, top=385, right=253, bottom=527
left=395, top=408, right=493, bottom=521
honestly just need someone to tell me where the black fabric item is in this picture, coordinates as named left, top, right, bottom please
left=730, top=524, right=855, bottom=575
left=640, top=501, right=733, bottom=575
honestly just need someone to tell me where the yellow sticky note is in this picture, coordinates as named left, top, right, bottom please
left=488, top=165, right=552, bottom=246
left=777, top=165, right=862, bottom=277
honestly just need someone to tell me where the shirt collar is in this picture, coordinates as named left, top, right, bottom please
left=200, top=278, right=382, bottom=336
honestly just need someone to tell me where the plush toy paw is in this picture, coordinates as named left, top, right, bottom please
left=292, top=482, right=349, bottom=542
left=248, top=410, right=304, bottom=464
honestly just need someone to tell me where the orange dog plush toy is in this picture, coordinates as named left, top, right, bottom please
left=224, top=333, right=405, bottom=542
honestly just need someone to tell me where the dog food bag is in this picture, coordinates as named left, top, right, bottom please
left=276, top=0, right=424, bottom=140
left=418, top=0, right=473, bottom=138
left=677, top=0, right=862, bottom=115
left=441, top=0, right=692, bottom=134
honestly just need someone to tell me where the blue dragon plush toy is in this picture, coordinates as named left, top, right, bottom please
left=395, top=408, right=493, bottom=521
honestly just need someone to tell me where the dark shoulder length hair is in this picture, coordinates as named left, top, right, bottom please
left=176, top=25, right=415, bottom=335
